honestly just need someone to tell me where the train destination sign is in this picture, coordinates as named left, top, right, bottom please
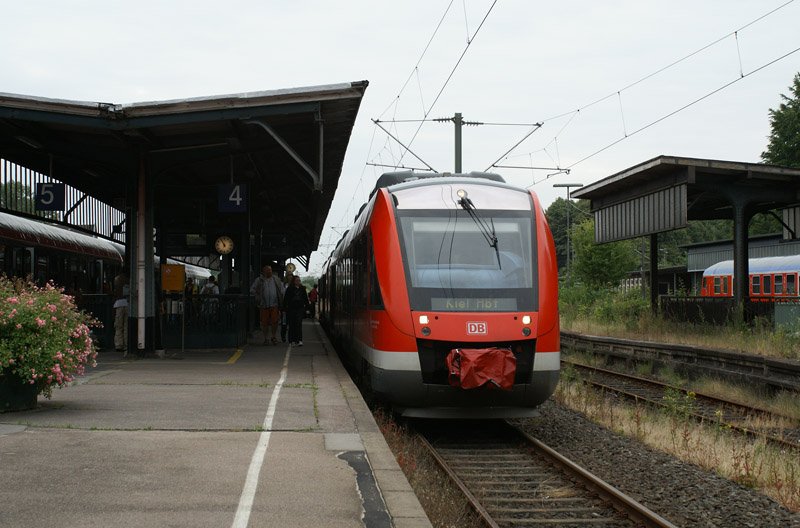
left=431, top=297, right=518, bottom=311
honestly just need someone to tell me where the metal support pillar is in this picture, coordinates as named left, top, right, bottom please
left=132, top=156, right=156, bottom=353
left=732, top=201, right=753, bottom=322
left=649, top=234, right=658, bottom=314
left=454, top=112, right=463, bottom=173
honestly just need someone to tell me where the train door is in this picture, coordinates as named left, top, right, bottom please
left=787, top=273, right=797, bottom=296
left=763, top=275, right=772, bottom=296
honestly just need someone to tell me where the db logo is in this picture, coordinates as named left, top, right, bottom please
left=466, top=321, right=488, bottom=335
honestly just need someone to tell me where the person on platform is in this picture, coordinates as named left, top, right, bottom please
left=307, top=283, right=318, bottom=319
left=283, top=275, right=309, bottom=346
left=280, top=272, right=292, bottom=343
left=250, top=265, right=284, bottom=345
left=113, top=271, right=129, bottom=355
left=200, top=275, right=219, bottom=295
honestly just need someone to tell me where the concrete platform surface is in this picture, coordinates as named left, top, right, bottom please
left=0, top=321, right=432, bottom=528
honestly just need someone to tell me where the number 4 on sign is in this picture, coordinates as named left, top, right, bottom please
left=218, top=184, right=248, bottom=212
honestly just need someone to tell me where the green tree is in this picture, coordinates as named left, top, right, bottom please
left=762, top=72, right=800, bottom=168
left=545, top=197, right=590, bottom=270
left=571, top=218, right=638, bottom=288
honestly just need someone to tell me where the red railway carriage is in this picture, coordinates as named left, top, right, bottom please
left=320, top=172, right=560, bottom=418
left=701, top=255, right=800, bottom=299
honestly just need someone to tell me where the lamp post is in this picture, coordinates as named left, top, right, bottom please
left=553, top=183, right=584, bottom=277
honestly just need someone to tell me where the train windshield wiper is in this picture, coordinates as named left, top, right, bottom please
left=457, top=194, right=501, bottom=268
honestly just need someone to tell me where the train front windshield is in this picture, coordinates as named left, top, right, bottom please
left=398, top=212, right=538, bottom=312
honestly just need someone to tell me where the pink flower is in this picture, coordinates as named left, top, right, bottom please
left=15, top=323, right=21, bottom=329
left=7, top=297, right=18, bottom=304
left=36, top=317, right=46, bottom=327
left=51, top=316, right=57, bottom=322
left=47, top=304, right=57, bottom=313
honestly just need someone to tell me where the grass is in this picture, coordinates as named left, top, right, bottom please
left=569, top=350, right=800, bottom=422
left=557, top=375, right=800, bottom=511
left=564, top=315, right=800, bottom=361
left=559, top=284, right=800, bottom=361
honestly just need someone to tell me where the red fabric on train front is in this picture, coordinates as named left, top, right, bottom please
left=446, top=347, right=516, bottom=391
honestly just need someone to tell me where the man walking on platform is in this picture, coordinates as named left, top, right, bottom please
left=250, top=264, right=284, bottom=345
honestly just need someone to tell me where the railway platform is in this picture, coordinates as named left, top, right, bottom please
left=0, top=321, right=432, bottom=528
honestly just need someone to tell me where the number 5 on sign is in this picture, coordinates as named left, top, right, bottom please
left=218, top=184, right=248, bottom=212
left=35, top=182, right=66, bottom=211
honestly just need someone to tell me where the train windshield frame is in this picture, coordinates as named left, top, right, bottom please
left=396, top=209, right=538, bottom=312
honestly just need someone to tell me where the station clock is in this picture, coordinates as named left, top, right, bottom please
left=214, top=235, right=234, bottom=255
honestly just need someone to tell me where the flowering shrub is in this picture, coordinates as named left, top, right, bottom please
left=0, top=277, right=98, bottom=398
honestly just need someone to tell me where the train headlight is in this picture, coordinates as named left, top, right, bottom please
left=419, top=315, right=429, bottom=325
left=522, top=315, right=531, bottom=325
left=456, top=189, right=468, bottom=199
left=421, top=326, right=431, bottom=336
left=522, top=327, right=531, bottom=336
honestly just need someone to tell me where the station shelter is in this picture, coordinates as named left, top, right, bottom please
left=0, top=81, right=368, bottom=351
left=571, top=155, right=800, bottom=319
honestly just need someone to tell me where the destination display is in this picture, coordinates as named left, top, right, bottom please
left=431, top=297, right=518, bottom=311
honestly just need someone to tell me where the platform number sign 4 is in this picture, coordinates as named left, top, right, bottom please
left=218, top=184, right=248, bottom=213
left=35, top=182, right=66, bottom=211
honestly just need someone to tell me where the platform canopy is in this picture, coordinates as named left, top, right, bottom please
left=0, top=81, right=368, bottom=268
left=572, top=155, right=800, bottom=244
left=572, top=155, right=800, bottom=312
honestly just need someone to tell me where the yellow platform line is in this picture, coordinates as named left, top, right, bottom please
left=227, top=349, right=243, bottom=364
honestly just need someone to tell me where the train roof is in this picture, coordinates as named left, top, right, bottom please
left=0, top=211, right=123, bottom=262
left=704, top=255, right=800, bottom=276
left=370, top=171, right=506, bottom=197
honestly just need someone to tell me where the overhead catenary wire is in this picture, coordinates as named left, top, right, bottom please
left=539, top=0, right=796, bottom=124
left=397, top=0, right=499, bottom=165
left=530, top=44, right=800, bottom=186
left=378, top=0, right=456, bottom=119
left=491, top=0, right=798, bottom=174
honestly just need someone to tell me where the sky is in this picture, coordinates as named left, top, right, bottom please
left=2, top=1, right=799, bottom=277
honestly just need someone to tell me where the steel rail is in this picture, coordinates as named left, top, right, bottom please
left=564, top=360, right=800, bottom=451
left=561, top=331, right=800, bottom=393
left=510, top=424, right=678, bottom=528
left=418, top=422, right=678, bottom=528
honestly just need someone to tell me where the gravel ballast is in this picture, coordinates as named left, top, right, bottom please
left=513, top=401, right=800, bottom=528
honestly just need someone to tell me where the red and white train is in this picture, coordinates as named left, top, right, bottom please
left=319, top=172, right=560, bottom=418
left=701, top=255, right=800, bottom=299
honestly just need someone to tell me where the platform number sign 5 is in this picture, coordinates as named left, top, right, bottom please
left=218, top=184, right=248, bottom=213
left=35, top=182, right=66, bottom=211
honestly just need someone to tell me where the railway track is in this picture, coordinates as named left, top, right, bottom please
left=560, top=331, right=800, bottom=393
left=417, top=421, right=677, bottom=528
left=564, top=360, right=800, bottom=451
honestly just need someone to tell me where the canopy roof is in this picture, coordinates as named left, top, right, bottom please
left=0, top=81, right=368, bottom=266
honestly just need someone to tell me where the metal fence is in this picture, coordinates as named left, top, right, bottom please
left=161, top=294, right=251, bottom=349
left=1, top=159, right=125, bottom=242
left=660, top=296, right=800, bottom=326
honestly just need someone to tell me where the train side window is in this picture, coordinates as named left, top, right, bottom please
left=763, top=275, right=772, bottom=295
left=721, top=277, right=728, bottom=295
left=775, top=274, right=784, bottom=295
left=788, top=274, right=796, bottom=295
left=713, top=277, right=720, bottom=295
left=752, top=275, right=761, bottom=295
left=369, top=250, right=384, bottom=309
